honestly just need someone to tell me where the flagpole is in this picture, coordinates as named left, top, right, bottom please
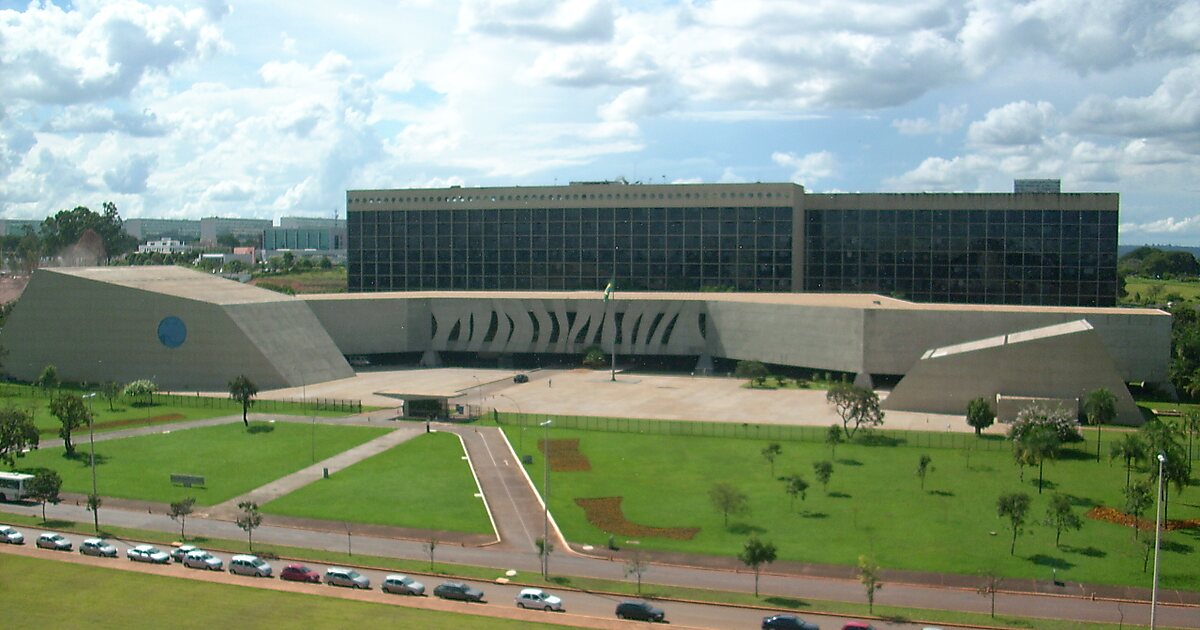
left=610, top=294, right=616, bottom=382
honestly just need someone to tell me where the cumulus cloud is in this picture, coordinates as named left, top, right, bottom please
left=1120, top=216, right=1200, bottom=235
left=102, top=153, right=156, bottom=194
left=772, top=151, right=838, bottom=185
left=459, top=0, right=616, bottom=42
left=1069, top=60, right=1200, bottom=142
left=42, top=106, right=168, bottom=137
left=967, top=101, right=1058, bottom=147
left=893, top=103, right=968, bottom=135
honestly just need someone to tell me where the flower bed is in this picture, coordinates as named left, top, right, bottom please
left=1086, top=505, right=1200, bottom=532
left=575, top=496, right=700, bottom=541
left=538, top=438, right=591, bottom=472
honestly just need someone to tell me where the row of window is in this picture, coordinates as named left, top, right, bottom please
left=350, top=190, right=788, bottom=206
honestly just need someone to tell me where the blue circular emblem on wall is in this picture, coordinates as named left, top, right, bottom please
left=157, top=316, right=187, bottom=348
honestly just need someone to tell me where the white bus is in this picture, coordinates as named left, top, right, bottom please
left=0, top=472, right=34, bottom=502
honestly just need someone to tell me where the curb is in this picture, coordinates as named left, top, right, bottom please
left=444, top=429, right=503, bottom=547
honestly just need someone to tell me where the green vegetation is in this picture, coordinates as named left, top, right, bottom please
left=1, top=554, right=551, bottom=630
left=508, top=426, right=1199, bottom=591
left=264, top=432, right=493, bottom=534
left=250, top=267, right=347, bottom=294
left=13, top=421, right=389, bottom=505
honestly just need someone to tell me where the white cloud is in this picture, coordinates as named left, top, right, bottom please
left=893, top=103, right=968, bottom=135
left=459, top=0, right=616, bottom=42
left=967, top=101, right=1057, bottom=147
left=1070, top=60, right=1200, bottom=143
left=42, top=105, right=168, bottom=137
left=1120, top=216, right=1200, bottom=236
left=101, top=153, right=156, bottom=194
left=772, top=151, right=838, bottom=185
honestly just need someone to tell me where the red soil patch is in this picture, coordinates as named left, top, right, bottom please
left=575, top=496, right=700, bottom=541
left=537, top=438, right=592, bottom=472
left=1087, top=505, right=1200, bottom=532
left=39, top=413, right=187, bottom=435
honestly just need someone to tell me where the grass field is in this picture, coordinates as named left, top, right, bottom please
left=509, top=426, right=1200, bottom=591
left=13, top=421, right=390, bottom=505
left=263, top=431, right=493, bottom=534
left=1122, top=276, right=1200, bottom=304
left=250, top=267, right=347, bottom=293
left=1, top=554, right=553, bottom=630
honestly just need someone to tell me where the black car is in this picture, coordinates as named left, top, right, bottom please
left=615, top=600, right=665, bottom=622
left=762, top=614, right=820, bottom=629
left=513, top=373, right=529, bottom=383
left=433, top=581, right=485, bottom=602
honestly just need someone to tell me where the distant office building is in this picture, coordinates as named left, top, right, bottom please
left=347, top=181, right=1118, bottom=307
left=0, top=218, right=44, bottom=236
left=279, top=216, right=346, bottom=230
left=137, top=238, right=191, bottom=254
left=1014, top=179, right=1062, bottom=193
left=124, top=218, right=201, bottom=241
left=263, top=228, right=346, bottom=251
left=200, top=217, right=272, bottom=245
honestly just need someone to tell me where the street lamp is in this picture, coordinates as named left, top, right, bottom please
left=1151, top=451, right=1166, bottom=630
left=472, top=375, right=481, bottom=420
left=539, top=419, right=553, bottom=578
left=82, top=392, right=99, bottom=533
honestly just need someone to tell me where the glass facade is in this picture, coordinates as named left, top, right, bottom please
left=803, top=207, right=1118, bottom=306
left=348, top=205, right=794, bottom=292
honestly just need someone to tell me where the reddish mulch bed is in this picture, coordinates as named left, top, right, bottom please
left=538, top=438, right=592, bottom=472
left=1087, top=505, right=1200, bottom=532
left=575, top=497, right=700, bottom=541
left=39, top=413, right=187, bottom=435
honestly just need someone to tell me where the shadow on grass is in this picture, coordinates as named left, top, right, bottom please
left=728, top=523, right=767, bottom=535
left=1161, top=540, right=1194, bottom=554
left=1058, top=448, right=1096, bottom=462
left=246, top=423, right=275, bottom=434
left=799, top=511, right=828, bottom=519
left=42, top=519, right=75, bottom=529
left=827, top=491, right=852, bottom=499
left=855, top=434, right=904, bottom=447
left=1062, top=545, right=1107, bottom=558
left=1030, top=480, right=1058, bottom=492
left=881, top=615, right=912, bottom=624
left=1064, top=494, right=1097, bottom=508
left=929, top=490, right=955, bottom=497
left=836, top=458, right=863, bottom=466
left=64, top=452, right=110, bottom=467
left=548, top=576, right=572, bottom=586
left=1029, top=554, right=1074, bottom=570
left=763, top=596, right=810, bottom=609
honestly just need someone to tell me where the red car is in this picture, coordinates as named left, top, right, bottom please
left=842, top=623, right=876, bottom=630
left=280, top=564, right=322, bottom=583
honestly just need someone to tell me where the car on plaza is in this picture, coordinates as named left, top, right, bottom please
left=762, top=613, right=820, bottom=629
left=433, top=581, right=485, bottom=602
left=182, top=549, right=223, bottom=571
left=0, top=525, right=25, bottom=545
left=514, top=588, right=564, bottom=611
left=127, top=544, right=171, bottom=564
left=841, top=623, right=876, bottom=630
left=615, top=600, right=665, bottom=622
left=382, top=574, right=424, bottom=596
left=280, top=564, right=322, bottom=583
left=170, top=544, right=199, bottom=563
left=325, top=567, right=371, bottom=589
left=513, top=373, right=529, bottom=383
left=36, top=532, right=72, bottom=551
left=79, top=538, right=118, bottom=558
left=229, top=554, right=272, bottom=578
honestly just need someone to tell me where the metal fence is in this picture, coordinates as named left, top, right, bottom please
left=0, top=383, right=361, bottom=414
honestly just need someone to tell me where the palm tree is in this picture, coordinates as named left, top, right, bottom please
left=1109, top=433, right=1147, bottom=491
left=1184, top=411, right=1200, bottom=476
left=1084, top=388, right=1117, bottom=462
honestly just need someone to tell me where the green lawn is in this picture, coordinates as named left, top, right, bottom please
left=1122, top=276, right=1200, bottom=305
left=509, top=426, right=1200, bottom=592
left=263, top=431, right=493, bottom=534
left=13, top=421, right=390, bottom=505
left=1, top=554, right=553, bottom=630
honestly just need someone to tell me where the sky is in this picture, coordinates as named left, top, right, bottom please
left=1, top=0, right=1199, bottom=244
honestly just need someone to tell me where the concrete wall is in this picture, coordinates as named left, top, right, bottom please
left=705, top=302, right=865, bottom=373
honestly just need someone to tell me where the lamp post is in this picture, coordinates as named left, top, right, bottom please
left=82, top=392, right=99, bottom=533
left=1151, top=452, right=1166, bottom=630
left=472, top=375, right=481, bottom=419
left=539, top=419, right=553, bottom=578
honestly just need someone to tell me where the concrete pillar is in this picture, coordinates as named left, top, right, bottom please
left=419, top=350, right=443, bottom=367
left=853, top=371, right=874, bottom=390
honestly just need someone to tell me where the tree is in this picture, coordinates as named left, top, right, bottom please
left=49, top=393, right=92, bottom=457
left=857, top=555, right=883, bottom=614
left=825, top=424, right=844, bottom=459
left=735, top=360, right=769, bottom=387
left=917, top=454, right=933, bottom=490
left=1124, top=480, right=1153, bottom=540
left=29, top=470, right=63, bottom=522
left=760, top=443, right=782, bottom=477
left=624, top=548, right=648, bottom=594
left=0, top=408, right=39, bottom=466
left=813, top=460, right=834, bottom=494
left=738, top=536, right=777, bottom=597
left=101, top=381, right=121, bottom=412
left=229, top=375, right=258, bottom=427
left=978, top=573, right=1003, bottom=618
left=1044, top=493, right=1082, bottom=547
left=1013, top=423, right=1060, bottom=493
left=169, top=497, right=196, bottom=540
left=997, top=492, right=1031, bottom=555
left=536, top=537, right=554, bottom=578
left=709, top=482, right=749, bottom=528
left=235, top=501, right=263, bottom=550
left=123, top=379, right=157, bottom=405
left=425, top=537, right=438, bottom=570
left=319, top=256, right=333, bottom=270
left=39, top=203, right=136, bottom=261
left=826, top=383, right=884, bottom=439
left=1183, top=411, right=1200, bottom=476
left=1140, top=419, right=1189, bottom=520
left=86, top=494, right=102, bottom=533
left=966, top=397, right=994, bottom=436
left=1084, top=388, right=1117, bottom=462
left=782, top=474, right=808, bottom=512
left=35, top=364, right=59, bottom=390
left=1110, top=433, right=1147, bottom=491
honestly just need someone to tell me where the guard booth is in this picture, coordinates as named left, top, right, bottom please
left=377, top=390, right=455, bottom=420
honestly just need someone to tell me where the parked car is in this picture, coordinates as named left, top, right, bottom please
left=382, top=574, right=424, bottom=596
left=79, top=538, right=118, bottom=558
left=433, top=581, right=485, bottom=602
left=280, top=564, right=322, bottom=583
left=514, top=587, right=564, bottom=611
left=170, top=544, right=199, bottom=563
left=513, top=373, right=529, bottom=383
left=0, top=525, right=25, bottom=545
left=763, top=613, right=820, bottom=629
left=229, top=555, right=272, bottom=577
left=842, top=623, right=876, bottom=630
left=36, top=532, right=72, bottom=551
left=127, top=544, right=171, bottom=564
left=325, top=567, right=371, bottom=589
left=615, top=601, right=665, bottom=622
left=182, top=549, right=223, bottom=570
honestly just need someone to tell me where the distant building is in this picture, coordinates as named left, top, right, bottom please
left=137, top=238, right=191, bottom=254
left=279, top=216, right=346, bottom=230
left=1014, top=179, right=1062, bottom=193
left=263, top=228, right=345, bottom=251
left=0, top=218, right=44, bottom=236
left=199, top=217, right=272, bottom=245
left=124, top=218, right=201, bottom=241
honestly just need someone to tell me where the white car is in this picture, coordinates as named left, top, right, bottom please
left=382, top=574, right=425, bottom=596
left=325, top=567, right=371, bottom=589
left=79, top=538, right=118, bottom=557
left=182, top=549, right=223, bottom=570
left=127, top=544, right=171, bottom=564
left=170, top=544, right=199, bottom=563
left=515, top=587, right=564, bottom=611
left=36, top=532, right=72, bottom=551
left=229, top=554, right=272, bottom=577
left=0, top=525, right=24, bottom=545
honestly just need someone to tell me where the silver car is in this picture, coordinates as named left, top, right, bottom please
left=80, top=538, right=118, bottom=557
left=127, top=544, right=171, bottom=564
left=170, top=544, right=198, bottom=563
left=515, top=587, right=564, bottom=611
left=382, top=574, right=424, bottom=596
left=182, top=549, right=223, bottom=570
left=325, top=567, right=370, bottom=589
left=229, top=554, right=272, bottom=577
left=36, top=532, right=72, bottom=551
left=0, top=525, right=24, bottom=545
